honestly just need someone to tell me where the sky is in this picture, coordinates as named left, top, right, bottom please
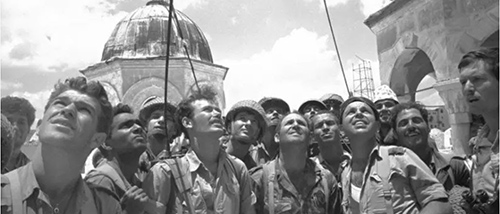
left=1, top=0, right=443, bottom=126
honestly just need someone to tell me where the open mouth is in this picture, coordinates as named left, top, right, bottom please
left=52, top=118, right=74, bottom=130
left=468, top=98, right=479, bottom=103
left=353, top=120, right=367, bottom=126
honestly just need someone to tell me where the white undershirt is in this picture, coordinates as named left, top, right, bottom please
left=351, top=184, right=361, bottom=203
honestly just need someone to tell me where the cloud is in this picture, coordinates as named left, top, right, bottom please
left=304, top=0, right=350, bottom=8
left=359, top=0, right=392, bottom=17
left=222, top=28, right=352, bottom=112
left=175, top=0, right=208, bottom=10
left=1, top=0, right=128, bottom=73
left=10, top=90, right=53, bottom=127
left=1, top=80, right=23, bottom=90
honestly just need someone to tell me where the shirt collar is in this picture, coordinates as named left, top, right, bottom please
left=184, top=149, right=226, bottom=173
left=429, top=146, right=450, bottom=171
left=16, top=162, right=89, bottom=209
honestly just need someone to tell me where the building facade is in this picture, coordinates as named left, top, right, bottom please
left=365, top=0, right=498, bottom=155
left=80, top=0, right=228, bottom=112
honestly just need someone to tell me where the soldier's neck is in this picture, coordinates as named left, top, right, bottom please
left=32, top=142, right=83, bottom=201
left=226, top=138, right=252, bottom=160
left=279, top=145, right=307, bottom=173
left=190, top=134, right=220, bottom=165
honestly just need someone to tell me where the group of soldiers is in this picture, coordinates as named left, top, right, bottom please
left=0, top=47, right=498, bottom=214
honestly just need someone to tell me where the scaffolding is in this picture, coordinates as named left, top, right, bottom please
left=352, top=59, right=375, bottom=100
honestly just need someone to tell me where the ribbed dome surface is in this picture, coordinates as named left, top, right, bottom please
left=101, top=0, right=213, bottom=62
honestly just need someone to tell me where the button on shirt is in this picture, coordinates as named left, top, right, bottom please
left=251, top=158, right=342, bottom=214
left=143, top=149, right=256, bottom=214
left=1, top=162, right=121, bottom=214
left=342, top=145, right=448, bottom=214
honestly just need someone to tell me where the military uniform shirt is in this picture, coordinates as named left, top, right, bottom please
left=1, top=162, right=121, bottom=214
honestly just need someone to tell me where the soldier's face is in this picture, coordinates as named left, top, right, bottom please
left=341, top=101, right=379, bottom=137
left=459, top=60, right=499, bottom=115
left=394, top=108, right=429, bottom=151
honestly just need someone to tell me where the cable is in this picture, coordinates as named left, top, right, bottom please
left=322, top=0, right=352, bottom=97
left=173, top=10, right=201, bottom=92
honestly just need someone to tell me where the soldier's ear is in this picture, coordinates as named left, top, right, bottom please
left=90, top=133, right=107, bottom=149
left=182, top=117, right=192, bottom=129
left=274, top=132, right=280, bottom=143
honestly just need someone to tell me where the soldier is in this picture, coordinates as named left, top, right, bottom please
left=250, top=112, right=341, bottom=213
left=319, top=93, right=352, bottom=153
left=310, top=110, right=350, bottom=180
left=142, top=86, right=256, bottom=214
left=251, top=97, right=290, bottom=166
left=85, top=103, right=150, bottom=213
left=373, top=85, right=399, bottom=144
left=225, top=100, right=268, bottom=170
left=298, top=99, right=328, bottom=157
left=138, top=97, right=181, bottom=170
left=320, top=93, right=344, bottom=119
left=340, top=96, right=451, bottom=214
left=458, top=47, right=499, bottom=213
left=391, top=102, right=470, bottom=190
left=1, top=96, right=36, bottom=173
left=298, top=99, right=328, bottom=120
left=1, top=77, right=121, bottom=213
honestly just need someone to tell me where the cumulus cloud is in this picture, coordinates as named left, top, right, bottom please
left=175, top=0, right=208, bottom=10
left=359, top=0, right=392, bottom=17
left=10, top=90, right=52, bottom=127
left=222, top=28, right=351, bottom=112
left=304, top=0, right=350, bottom=8
left=1, top=0, right=128, bottom=73
left=1, top=80, right=24, bottom=90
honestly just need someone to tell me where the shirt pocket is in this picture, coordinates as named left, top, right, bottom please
left=215, top=179, right=240, bottom=214
left=363, top=171, right=401, bottom=214
left=265, top=197, right=294, bottom=214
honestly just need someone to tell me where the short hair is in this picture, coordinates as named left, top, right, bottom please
left=275, top=111, right=312, bottom=134
left=101, top=103, right=135, bottom=157
left=391, top=102, right=429, bottom=129
left=310, top=110, right=340, bottom=127
left=458, top=47, right=499, bottom=80
left=176, top=85, right=218, bottom=138
left=339, top=96, right=380, bottom=124
left=45, top=77, right=113, bottom=133
left=1, top=96, right=36, bottom=127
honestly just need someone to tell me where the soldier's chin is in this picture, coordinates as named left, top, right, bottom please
left=149, top=130, right=167, bottom=137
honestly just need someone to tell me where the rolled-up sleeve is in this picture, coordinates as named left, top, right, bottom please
left=403, top=150, right=448, bottom=207
left=142, top=162, right=173, bottom=214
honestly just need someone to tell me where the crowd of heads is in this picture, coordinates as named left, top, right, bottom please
left=0, top=46, right=498, bottom=214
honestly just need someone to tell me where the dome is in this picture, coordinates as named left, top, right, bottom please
left=101, top=0, right=213, bottom=63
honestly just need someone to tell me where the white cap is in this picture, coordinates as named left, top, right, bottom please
left=373, top=85, right=399, bottom=103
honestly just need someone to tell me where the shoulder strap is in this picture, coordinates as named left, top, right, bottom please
left=164, top=157, right=195, bottom=214
left=376, top=146, right=394, bottom=214
left=262, top=163, right=275, bottom=214
left=81, top=183, right=99, bottom=214
left=4, top=171, right=23, bottom=214
left=94, top=163, right=131, bottom=193
left=447, top=166, right=456, bottom=186
left=319, top=169, right=331, bottom=213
